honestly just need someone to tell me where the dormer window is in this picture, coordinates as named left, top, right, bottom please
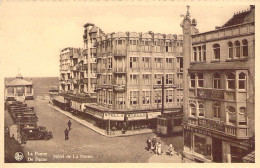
left=213, top=44, right=220, bottom=60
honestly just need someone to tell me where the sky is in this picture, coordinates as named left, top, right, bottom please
left=0, top=1, right=253, bottom=77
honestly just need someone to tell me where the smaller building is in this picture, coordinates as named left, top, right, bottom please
left=5, top=73, right=34, bottom=101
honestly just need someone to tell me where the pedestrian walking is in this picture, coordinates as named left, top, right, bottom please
left=68, top=120, right=72, bottom=131
left=157, top=142, right=162, bottom=155
left=155, top=141, right=159, bottom=155
left=151, top=136, right=157, bottom=153
left=146, top=137, right=151, bottom=151
left=64, top=128, right=69, bottom=140
left=168, top=144, right=174, bottom=156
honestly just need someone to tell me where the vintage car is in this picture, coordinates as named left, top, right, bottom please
left=21, top=126, right=53, bottom=140
left=14, top=115, right=38, bottom=123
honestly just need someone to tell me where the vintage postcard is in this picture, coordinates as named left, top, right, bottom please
left=0, top=0, right=258, bottom=167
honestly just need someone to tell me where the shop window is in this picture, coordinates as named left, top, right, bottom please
left=213, top=102, right=221, bottom=118
left=239, top=107, right=247, bottom=126
left=213, top=73, right=221, bottom=89
left=190, top=73, right=195, bottom=88
left=235, top=41, right=240, bottom=58
left=227, top=106, right=236, bottom=125
left=198, top=73, right=204, bottom=88
left=228, top=42, right=233, bottom=59
left=193, top=47, right=197, bottom=61
left=227, top=73, right=235, bottom=89
left=190, top=103, right=196, bottom=116
left=238, top=73, right=246, bottom=90
left=213, top=44, right=220, bottom=60
left=194, top=135, right=211, bottom=157
left=202, top=45, right=206, bottom=61
left=242, top=39, right=248, bottom=57
left=198, top=104, right=205, bottom=117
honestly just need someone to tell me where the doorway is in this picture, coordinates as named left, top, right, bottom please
left=212, top=138, right=223, bottom=162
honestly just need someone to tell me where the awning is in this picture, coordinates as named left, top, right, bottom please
left=188, top=62, right=250, bottom=71
left=147, top=112, right=161, bottom=119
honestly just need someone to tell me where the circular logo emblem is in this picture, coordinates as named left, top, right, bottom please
left=14, top=152, right=24, bottom=161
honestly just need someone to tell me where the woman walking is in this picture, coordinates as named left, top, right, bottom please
left=168, top=144, right=174, bottom=156
left=157, top=142, right=162, bottom=155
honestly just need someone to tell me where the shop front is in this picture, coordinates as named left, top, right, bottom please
left=126, top=113, right=149, bottom=130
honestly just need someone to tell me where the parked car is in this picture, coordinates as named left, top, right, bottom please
left=21, top=126, right=53, bottom=140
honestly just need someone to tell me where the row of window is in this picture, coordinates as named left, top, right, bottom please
left=189, top=102, right=247, bottom=126
left=192, top=39, right=249, bottom=62
left=190, top=72, right=247, bottom=90
left=97, top=90, right=176, bottom=106
left=97, top=74, right=177, bottom=86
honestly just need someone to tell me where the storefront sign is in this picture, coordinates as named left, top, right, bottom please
left=147, top=112, right=161, bottom=119
left=198, top=118, right=225, bottom=132
left=103, top=113, right=124, bottom=121
left=93, top=111, right=103, bottom=119
left=126, top=113, right=147, bottom=121
left=183, top=125, right=212, bottom=136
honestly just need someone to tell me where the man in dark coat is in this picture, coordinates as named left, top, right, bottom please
left=64, top=128, right=69, bottom=140
left=146, top=137, right=151, bottom=151
left=68, top=120, right=72, bottom=131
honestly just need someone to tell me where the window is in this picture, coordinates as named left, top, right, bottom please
left=108, top=75, right=112, bottom=85
left=108, top=57, right=112, bottom=69
left=213, top=102, right=221, bottom=118
left=213, top=73, right=221, bottom=89
left=198, top=73, right=204, bottom=88
left=238, top=73, right=246, bottom=90
left=116, top=93, right=125, bottom=108
left=242, top=40, right=248, bottom=57
left=166, top=58, right=174, bottom=69
left=227, top=106, right=236, bottom=125
left=166, top=74, right=174, bottom=84
left=190, top=73, right=195, bottom=88
left=193, top=47, right=197, bottom=61
left=143, top=74, right=151, bottom=85
left=130, top=91, right=139, bottom=105
left=227, top=73, right=235, bottom=89
left=213, top=44, right=220, bottom=60
left=154, top=90, right=162, bottom=104
left=130, top=74, right=139, bottom=85
left=202, top=45, right=206, bottom=61
left=239, top=107, right=247, bottom=126
left=130, top=57, right=139, bottom=68
left=108, top=91, right=112, bottom=105
left=190, top=103, right=196, bottom=116
left=117, top=40, right=123, bottom=45
left=155, top=58, right=163, bottom=69
left=166, top=90, right=174, bottom=103
left=142, top=57, right=151, bottom=68
left=198, top=103, right=204, bottom=117
left=235, top=41, right=240, bottom=58
left=228, top=42, right=233, bottom=59
left=198, top=46, right=202, bottom=61
left=154, top=74, right=163, bottom=85
left=142, top=91, right=151, bottom=104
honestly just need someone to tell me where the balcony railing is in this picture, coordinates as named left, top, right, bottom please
left=187, top=117, right=248, bottom=139
left=114, top=67, right=126, bottom=74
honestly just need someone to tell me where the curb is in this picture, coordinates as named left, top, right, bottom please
left=49, top=105, right=154, bottom=138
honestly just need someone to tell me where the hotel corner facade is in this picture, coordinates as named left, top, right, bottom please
left=58, top=23, right=184, bottom=131
left=181, top=6, right=255, bottom=163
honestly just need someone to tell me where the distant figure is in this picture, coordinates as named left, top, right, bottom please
left=168, top=144, right=174, bottom=156
left=11, top=134, right=15, bottom=140
left=157, top=142, right=162, bottom=155
left=155, top=141, right=159, bottom=155
left=68, top=120, right=72, bottom=131
left=151, top=136, right=157, bottom=153
left=146, top=137, right=151, bottom=151
left=64, top=128, right=69, bottom=140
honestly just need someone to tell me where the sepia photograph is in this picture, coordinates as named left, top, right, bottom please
left=0, top=0, right=256, bottom=165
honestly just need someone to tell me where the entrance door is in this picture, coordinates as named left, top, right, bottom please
left=212, top=138, right=223, bottom=162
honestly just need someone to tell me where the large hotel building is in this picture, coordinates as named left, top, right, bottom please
left=181, top=6, right=255, bottom=162
left=58, top=23, right=184, bottom=132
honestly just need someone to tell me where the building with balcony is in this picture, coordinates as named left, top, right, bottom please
left=181, top=6, right=255, bottom=163
left=82, top=24, right=184, bottom=133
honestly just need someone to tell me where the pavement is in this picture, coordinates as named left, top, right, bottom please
left=49, top=104, right=153, bottom=137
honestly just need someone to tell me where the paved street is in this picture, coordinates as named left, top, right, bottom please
left=6, top=100, right=185, bottom=163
